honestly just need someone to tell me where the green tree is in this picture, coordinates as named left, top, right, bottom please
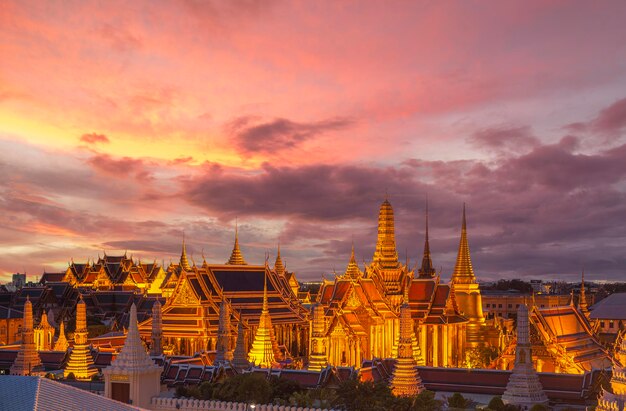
left=411, top=390, right=443, bottom=411
left=447, top=392, right=470, bottom=409
left=488, top=396, right=505, bottom=411
left=268, top=375, right=304, bottom=403
left=529, top=404, right=548, bottom=411
left=332, top=379, right=398, bottom=411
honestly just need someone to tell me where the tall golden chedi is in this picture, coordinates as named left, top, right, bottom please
left=390, top=288, right=424, bottom=396
left=451, top=204, right=486, bottom=349
left=10, top=296, right=44, bottom=375
left=64, top=295, right=97, bottom=380
left=308, top=303, right=328, bottom=371
left=248, top=275, right=279, bottom=368
left=597, top=331, right=626, bottom=411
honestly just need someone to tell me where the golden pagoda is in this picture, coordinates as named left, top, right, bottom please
left=54, top=320, right=69, bottom=352
left=64, top=296, right=97, bottom=380
left=248, top=275, right=279, bottom=368
left=226, top=225, right=247, bottom=265
left=451, top=204, right=486, bottom=349
left=390, top=287, right=424, bottom=396
left=10, top=296, right=44, bottom=376
left=308, top=303, right=328, bottom=371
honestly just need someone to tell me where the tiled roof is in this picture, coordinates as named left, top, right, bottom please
left=0, top=375, right=142, bottom=411
left=590, top=292, right=626, bottom=320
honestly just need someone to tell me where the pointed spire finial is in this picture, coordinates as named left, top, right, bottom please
left=451, top=203, right=475, bottom=284
left=227, top=220, right=247, bottom=265
left=180, top=233, right=191, bottom=271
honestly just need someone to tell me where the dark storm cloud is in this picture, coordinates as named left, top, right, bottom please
left=227, top=116, right=354, bottom=154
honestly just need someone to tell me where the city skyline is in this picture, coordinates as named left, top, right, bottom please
left=2, top=1, right=626, bottom=282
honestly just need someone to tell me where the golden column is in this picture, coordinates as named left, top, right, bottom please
left=64, top=295, right=97, bottom=380
left=215, top=297, right=233, bottom=364
left=451, top=204, right=486, bottom=350
left=10, top=296, right=43, bottom=375
left=308, top=303, right=328, bottom=371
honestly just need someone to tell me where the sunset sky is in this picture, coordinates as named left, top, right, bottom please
left=1, top=1, right=626, bottom=283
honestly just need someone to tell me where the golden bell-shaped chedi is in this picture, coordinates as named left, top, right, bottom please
left=248, top=275, right=279, bottom=368
left=10, top=296, right=44, bottom=376
left=597, top=331, right=626, bottom=410
left=64, top=295, right=98, bottom=380
left=451, top=204, right=486, bottom=349
left=390, top=289, right=424, bottom=397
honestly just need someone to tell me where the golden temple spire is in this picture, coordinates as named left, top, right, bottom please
left=226, top=222, right=247, bottom=265
left=274, top=244, right=285, bottom=276
left=344, top=243, right=362, bottom=280
left=54, top=319, right=69, bottom=352
left=372, top=198, right=400, bottom=269
left=579, top=269, right=589, bottom=316
left=64, top=295, right=97, bottom=380
left=418, top=201, right=436, bottom=278
left=232, top=319, right=250, bottom=369
left=180, top=233, right=191, bottom=271
left=248, top=274, right=279, bottom=368
left=451, top=203, right=476, bottom=284
left=10, top=295, right=43, bottom=375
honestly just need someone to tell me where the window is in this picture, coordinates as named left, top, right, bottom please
left=600, top=321, right=605, bottom=328
left=486, top=304, right=490, bottom=308
left=516, top=304, right=520, bottom=308
left=508, top=304, right=512, bottom=308
left=609, top=321, right=615, bottom=329
left=498, top=304, right=502, bottom=308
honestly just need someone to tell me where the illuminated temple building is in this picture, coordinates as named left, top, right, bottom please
left=315, top=200, right=486, bottom=368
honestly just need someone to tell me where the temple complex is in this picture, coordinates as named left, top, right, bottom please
left=501, top=303, right=548, bottom=409
left=597, top=331, right=626, bottom=411
left=64, top=296, right=97, bottom=380
left=10, top=297, right=43, bottom=375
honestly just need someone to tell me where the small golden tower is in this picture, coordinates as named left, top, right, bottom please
left=34, top=310, right=54, bottom=351
left=344, top=244, right=362, bottom=280
left=274, top=245, right=285, bottom=276
left=418, top=203, right=436, bottom=279
left=390, top=287, right=424, bottom=396
left=578, top=270, right=590, bottom=317
left=248, top=275, right=279, bottom=368
left=54, top=319, right=69, bottom=352
left=64, top=295, right=97, bottom=380
left=10, top=296, right=44, bottom=375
